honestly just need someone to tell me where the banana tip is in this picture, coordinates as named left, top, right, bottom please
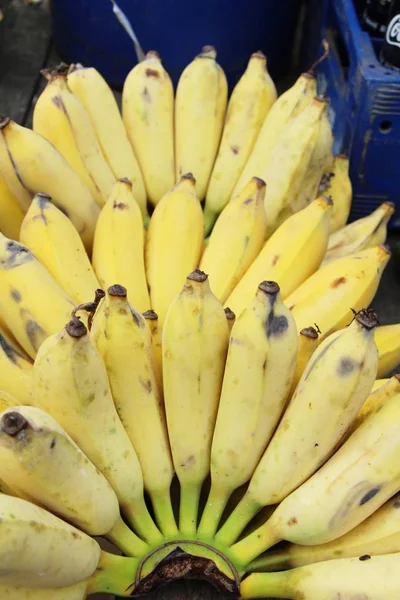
left=66, top=316, right=87, bottom=338
left=188, top=269, right=208, bottom=283
left=0, top=116, right=11, bottom=129
left=118, top=177, right=132, bottom=187
left=146, top=50, right=161, bottom=60
left=199, top=45, right=217, bottom=59
left=143, top=309, right=158, bottom=320
left=300, top=326, right=319, bottom=339
left=108, top=284, right=127, bottom=298
left=224, top=307, right=236, bottom=321
left=1, top=412, right=29, bottom=436
left=258, top=280, right=280, bottom=295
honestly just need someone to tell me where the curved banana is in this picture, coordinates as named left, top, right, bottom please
left=0, top=117, right=99, bottom=251
left=92, top=178, right=150, bottom=312
left=122, top=51, right=175, bottom=207
left=230, top=390, right=400, bottom=567
left=198, top=281, right=297, bottom=541
left=175, top=46, right=228, bottom=199
left=374, top=323, right=400, bottom=377
left=142, top=309, right=163, bottom=393
left=231, top=72, right=317, bottom=201
left=67, top=64, right=147, bottom=220
left=217, top=309, right=379, bottom=547
left=241, top=553, right=400, bottom=599
left=289, top=325, right=319, bottom=396
left=200, top=177, right=266, bottom=303
left=319, top=154, right=352, bottom=233
left=32, top=316, right=162, bottom=546
left=0, top=324, right=32, bottom=403
left=33, top=69, right=115, bottom=207
left=285, top=245, right=391, bottom=340
left=204, top=51, right=276, bottom=233
left=145, top=173, right=204, bottom=326
left=225, top=196, right=332, bottom=318
left=20, top=193, right=99, bottom=305
left=0, top=174, right=25, bottom=239
left=0, top=234, right=75, bottom=358
left=322, top=201, right=395, bottom=265
left=163, top=270, right=229, bottom=535
left=91, top=285, right=177, bottom=537
left=349, top=373, right=400, bottom=433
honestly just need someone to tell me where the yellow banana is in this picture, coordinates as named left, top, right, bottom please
left=231, top=72, right=317, bottom=201
left=204, top=51, right=276, bottom=233
left=0, top=324, right=32, bottom=403
left=162, top=270, right=229, bottom=535
left=374, top=323, right=400, bottom=377
left=0, top=174, right=24, bottom=239
left=200, top=177, right=267, bottom=303
left=230, top=391, right=400, bottom=567
left=224, top=306, right=236, bottom=333
left=372, top=377, right=390, bottom=391
left=32, top=316, right=162, bottom=546
left=241, top=554, right=400, bottom=599
left=91, top=285, right=177, bottom=537
left=33, top=69, right=115, bottom=207
left=0, top=391, right=18, bottom=411
left=198, top=281, right=298, bottom=540
left=285, top=245, right=391, bottom=340
left=0, top=233, right=75, bottom=358
left=175, top=46, right=228, bottom=199
left=217, top=309, right=379, bottom=547
left=322, top=201, right=395, bottom=265
left=20, top=193, right=99, bottom=305
left=122, top=51, right=175, bottom=207
left=67, top=64, right=148, bottom=220
left=0, top=117, right=99, bottom=251
left=0, top=582, right=88, bottom=600
left=142, top=309, right=163, bottom=394
left=289, top=325, right=319, bottom=397
left=225, top=196, right=332, bottom=318
left=350, top=373, right=400, bottom=433
left=319, top=153, right=352, bottom=232
left=145, top=173, right=204, bottom=326
left=92, top=178, right=150, bottom=311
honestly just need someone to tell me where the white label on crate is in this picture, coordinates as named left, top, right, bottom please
left=386, top=15, right=400, bottom=48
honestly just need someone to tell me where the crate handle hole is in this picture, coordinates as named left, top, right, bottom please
left=379, top=120, right=393, bottom=134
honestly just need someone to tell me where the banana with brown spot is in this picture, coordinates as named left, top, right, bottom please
left=319, top=154, right=352, bottom=233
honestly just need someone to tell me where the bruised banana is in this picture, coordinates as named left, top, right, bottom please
left=374, top=323, right=400, bottom=377
left=163, top=270, right=229, bottom=535
left=322, top=201, right=395, bottom=265
left=32, top=316, right=162, bottom=546
left=216, top=309, right=379, bottom=547
left=92, top=178, right=150, bottom=312
left=198, top=282, right=297, bottom=540
left=0, top=174, right=25, bottom=240
left=204, top=51, right=276, bottom=233
left=285, top=245, right=391, bottom=339
left=0, top=234, right=75, bottom=359
left=20, top=193, right=99, bottom=305
left=0, top=117, right=99, bottom=250
left=289, top=325, right=319, bottom=397
left=175, top=46, right=228, bottom=199
left=225, top=196, right=332, bottom=317
left=0, top=324, right=32, bottom=404
left=123, top=51, right=175, bottom=207
left=67, top=63, right=147, bottom=220
left=33, top=69, right=115, bottom=207
left=142, top=309, right=163, bottom=394
left=319, top=153, right=352, bottom=233
left=200, top=177, right=267, bottom=303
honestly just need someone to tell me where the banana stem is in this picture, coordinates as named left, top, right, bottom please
left=88, top=551, right=139, bottom=597
left=241, top=572, right=293, bottom=599
left=215, top=492, right=260, bottom=547
left=122, top=495, right=163, bottom=545
left=229, top=521, right=281, bottom=569
left=106, top=515, right=149, bottom=557
left=150, top=488, right=179, bottom=537
left=179, top=481, right=202, bottom=536
left=197, top=484, right=231, bottom=540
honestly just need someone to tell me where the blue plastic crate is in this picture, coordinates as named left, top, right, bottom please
left=302, top=0, right=400, bottom=228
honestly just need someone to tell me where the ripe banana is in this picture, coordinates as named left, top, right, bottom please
left=0, top=234, right=75, bottom=358
left=200, top=177, right=267, bottom=303
left=145, top=173, right=204, bottom=326
left=230, top=390, right=400, bottom=567
left=198, top=281, right=297, bottom=540
left=0, top=324, right=32, bottom=403
left=241, top=553, right=400, bottom=599
left=20, top=193, right=99, bottom=305
left=175, top=46, right=228, bottom=199
left=349, top=373, right=400, bottom=434
left=142, top=309, right=163, bottom=394
left=204, top=51, right=276, bottom=233
left=67, top=63, right=148, bottom=220
left=91, top=285, right=177, bottom=537
left=32, top=316, right=162, bottom=546
left=217, top=309, right=379, bottom=547
left=0, top=117, right=99, bottom=250
left=162, top=270, right=229, bottom=535
left=322, top=201, right=395, bottom=265
left=0, top=174, right=25, bottom=239
left=231, top=72, right=317, bottom=201
left=0, top=492, right=100, bottom=588
left=285, top=244, right=391, bottom=339
left=289, top=325, right=319, bottom=397
left=374, top=323, right=400, bottom=377
left=92, top=178, right=150, bottom=311
left=122, top=51, right=175, bottom=207
left=249, top=491, right=400, bottom=572
left=225, top=196, right=332, bottom=318
left=33, top=69, right=115, bottom=207
left=319, top=153, right=352, bottom=233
